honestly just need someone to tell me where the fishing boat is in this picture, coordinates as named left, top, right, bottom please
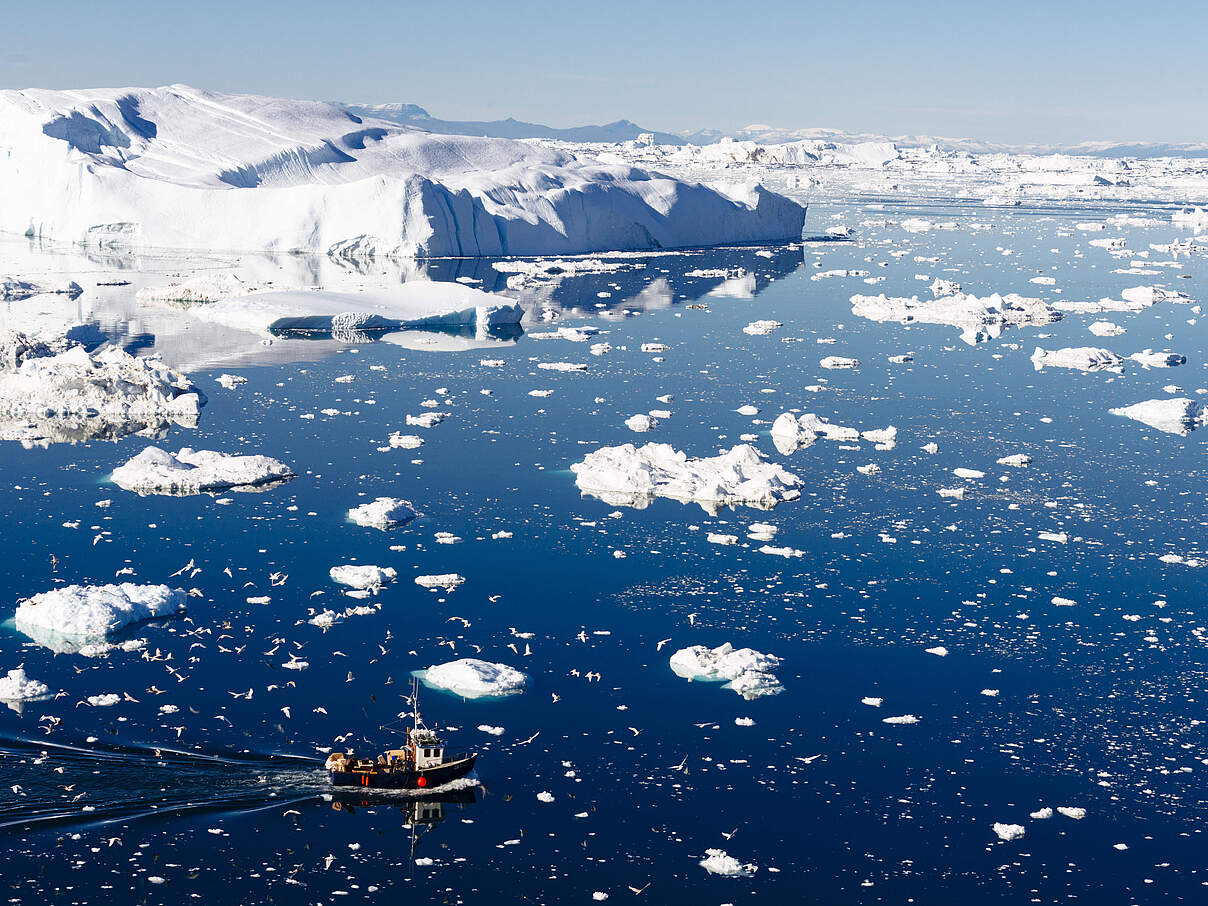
left=325, top=681, right=477, bottom=790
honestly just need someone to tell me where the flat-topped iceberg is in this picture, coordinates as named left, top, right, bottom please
left=0, top=85, right=804, bottom=258
left=1030, top=346, right=1125, bottom=372
left=0, top=332, right=204, bottom=446
left=422, top=658, right=526, bottom=699
left=1110, top=398, right=1208, bottom=435
left=110, top=446, right=294, bottom=495
left=14, top=583, right=186, bottom=652
left=330, top=565, right=397, bottom=591
left=850, top=291, right=1060, bottom=345
left=347, top=497, right=419, bottom=529
left=185, top=283, right=524, bottom=339
left=669, top=642, right=783, bottom=699
left=571, top=442, right=802, bottom=514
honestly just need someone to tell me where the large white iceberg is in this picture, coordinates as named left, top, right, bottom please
left=0, top=333, right=205, bottom=446
left=1110, top=398, right=1208, bottom=435
left=0, top=667, right=51, bottom=701
left=347, top=497, right=419, bottom=529
left=0, top=85, right=805, bottom=257
left=14, top=583, right=186, bottom=652
left=571, top=443, right=802, bottom=514
left=1030, top=346, right=1124, bottom=372
left=110, top=446, right=294, bottom=495
left=669, top=643, right=783, bottom=699
left=422, top=658, right=526, bottom=699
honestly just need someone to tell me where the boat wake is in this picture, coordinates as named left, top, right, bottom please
left=0, top=733, right=327, bottom=833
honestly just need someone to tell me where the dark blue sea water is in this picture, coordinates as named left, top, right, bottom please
left=2, top=201, right=1207, bottom=903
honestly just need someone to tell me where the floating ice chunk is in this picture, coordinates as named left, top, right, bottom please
left=1038, top=531, right=1068, bottom=543
left=1057, top=806, right=1086, bottom=820
left=759, top=544, right=804, bottom=557
left=1110, top=398, right=1208, bottom=435
left=1030, top=346, right=1124, bottom=372
left=86, top=693, right=121, bottom=707
left=477, top=724, right=505, bottom=736
left=15, top=583, right=186, bottom=651
left=707, top=533, right=739, bottom=545
left=625, top=414, right=659, bottom=433
left=669, top=642, right=782, bottom=699
left=930, top=278, right=962, bottom=297
left=1129, top=350, right=1186, bottom=368
left=348, top=497, right=418, bottom=529
left=743, top=320, right=782, bottom=335
left=422, top=658, right=526, bottom=698
left=993, top=823, right=1026, bottom=842
left=0, top=667, right=50, bottom=701
left=736, top=404, right=759, bottom=416
left=330, top=565, right=397, bottom=591
left=0, top=334, right=204, bottom=447
left=538, top=361, right=587, bottom=373
left=980, top=688, right=1000, bottom=697
left=415, top=574, right=465, bottom=591
left=215, top=373, right=247, bottom=389
left=953, top=468, right=985, bottom=479
left=0, top=276, right=82, bottom=300
left=536, top=791, right=555, bottom=803
left=571, top=443, right=802, bottom=515
left=851, top=292, right=1059, bottom=345
left=137, top=273, right=271, bottom=306
left=882, top=714, right=919, bottom=725
left=938, top=487, right=966, bottom=499
left=996, top=454, right=1032, bottom=467
left=820, top=356, right=860, bottom=369
left=1051, top=596, right=1077, bottom=607
left=1030, top=807, right=1053, bottom=819
left=700, top=848, right=757, bottom=877
left=924, top=646, right=949, bottom=657
left=110, top=446, right=294, bottom=495
left=735, top=716, right=755, bottom=726
left=1121, top=285, right=1191, bottom=307
left=406, top=412, right=447, bottom=428
left=861, top=697, right=883, bottom=707
left=388, top=432, right=424, bottom=449
left=856, top=463, right=880, bottom=475
left=1088, top=321, right=1125, bottom=337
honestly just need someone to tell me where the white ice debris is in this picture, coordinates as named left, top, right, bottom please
left=422, top=658, right=526, bottom=698
left=15, top=583, right=185, bottom=651
left=0, top=667, right=50, bottom=701
left=924, top=646, right=949, bottom=657
left=861, top=697, right=883, bottom=707
left=86, top=693, right=121, bottom=707
left=625, top=414, right=659, bottom=433
left=1030, top=346, right=1124, bottom=372
left=1110, top=398, right=1208, bottom=435
left=137, top=273, right=269, bottom=306
left=1129, top=350, right=1185, bottom=368
left=997, top=454, right=1032, bottom=467
left=743, top=320, right=782, bottom=335
left=993, top=823, right=1026, bottom=842
left=414, top=574, right=465, bottom=591
left=571, top=443, right=802, bottom=514
left=1030, top=807, right=1054, bottom=819
left=329, top=565, right=397, bottom=591
left=0, top=333, right=204, bottom=446
left=669, top=643, right=783, bottom=699
left=820, top=355, right=860, bottom=369
left=1088, top=321, right=1125, bottom=337
left=347, top=497, right=419, bottom=529
left=882, top=714, right=919, bottom=725
left=699, top=849, right=757, bottom=877
left=953, top=468, right=985, bottom=479
left=388, top=432, right=424, bottom=449
left=110, top=446, right=294, bottom=495
left=851, top=292, right=1059, bottom=344
left=0, top=85, right=804, bottom=257
left=1057, top=807, right=1087, bottom=820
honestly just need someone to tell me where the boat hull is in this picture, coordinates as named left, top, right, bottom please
left=328, top=754, right=477, bottom=790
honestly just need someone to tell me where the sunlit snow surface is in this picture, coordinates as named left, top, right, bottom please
left=2, top=190, right=1208, bottom=905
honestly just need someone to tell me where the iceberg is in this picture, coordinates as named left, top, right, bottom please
left=0, top=276, right=82, bottom=301
left=0, top=85, right=805, bottom=258
left=14, top=583, right=186, bottom=653
left=110, top=446, right=294, bottom=495
left=571, top=443, right=802, bottom=514
left=1110, top=398, right=1208, bottom=435
left=422, top=658, right=526, bottom=698
left=0, top=333, right=205, bottom=447
left=0, top=667, right=51, bottom=702
left=850, top=291, right=1060, bottom=344
left=347, top=497, right=419, bottom=529
left=329, top=565, right=397, bottom=591
left=1030, top=346, right=1124, bottom=372
left=669, top=642, right=783, bottom=699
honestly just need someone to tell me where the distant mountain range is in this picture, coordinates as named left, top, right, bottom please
left=341, top=102, right=1208, bottom=159
left=340, top=102, right=686, bottom=146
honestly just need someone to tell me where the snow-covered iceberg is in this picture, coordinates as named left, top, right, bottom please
left=110, top=446, right=294, bottom=495
left=14, top=583, right=186, bottom=653
left=347, top=497, right=419, bottom=529
left=1110, top=398, right=1208, bottom=435
left=422, top=658, right=526, bottom=699
left=0, top=85, right=805, bottom=258
left=0, top=332, right=205, bottom=446
left=330, top=564, right=397, bottom=591
left=669, top=643, right=783, bottom=699
left=571, top=442, right=802, bottom=514
left=1030, top=346, right=1124, bottom=372
left=0, top=667, right=51, bottom=702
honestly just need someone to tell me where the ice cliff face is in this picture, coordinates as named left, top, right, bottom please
left=0, top=85, right=805, bottom=258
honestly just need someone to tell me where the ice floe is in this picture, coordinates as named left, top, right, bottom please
left=1110, top=398, right=1208, bottom=435
left=14, top=583, right=186, bottom=653
left=347, top=497, right=419, bottom=529
left=669, top=643, right=783, bottom=699
left=571, top=443, right=801, bottom=514
left=422, top=658, right=526, bottom=698
left=850, top=292, right=1060, bottom=345
left=699, top=848, right=757, bottom=877
left=1030, top=346, right=1124, bottom=372
left=0, top=667, right=50, bottom=702
left=329, top=565, right=397, bottom=591
left=110, top=446, right=294, bottom=495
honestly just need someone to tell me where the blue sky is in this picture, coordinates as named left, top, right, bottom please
left=4, top=0, right=1205, bottom=144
